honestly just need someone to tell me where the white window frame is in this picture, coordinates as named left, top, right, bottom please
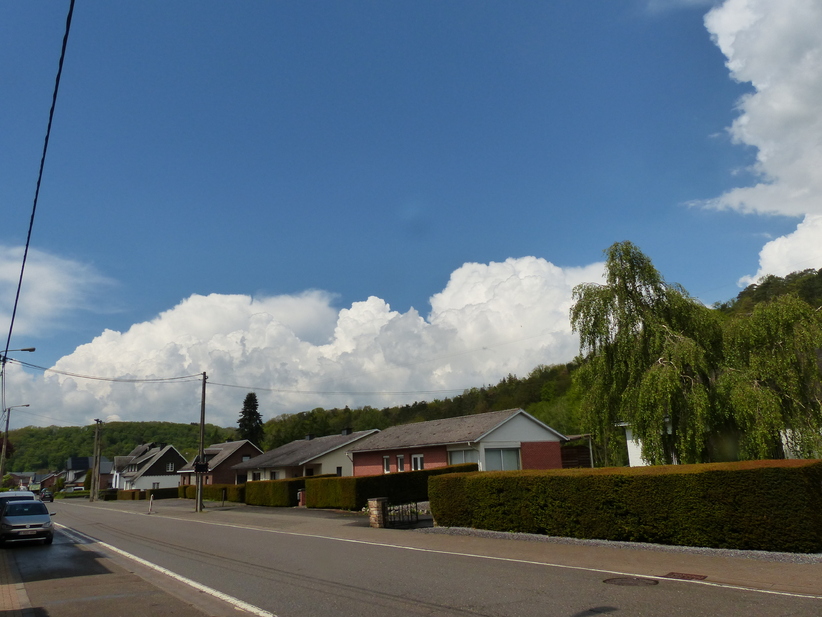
left=411, top=454, right=424, bottom=471
left=396, top=455, right=405, bottom=472
left=166, top=462, right=175, bottom=473
left=383, top=456, right=391, bottom=474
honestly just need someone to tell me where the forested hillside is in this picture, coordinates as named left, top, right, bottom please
left=5, top=422, right=235, bottom=472
left=5, top=265, right=821, bottom=474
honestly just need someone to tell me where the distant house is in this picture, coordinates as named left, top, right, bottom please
left=178, top=440, right=263, bottom=486
left=233, top=429, right=380, bottom=481
left=113, top=443, right=187, bottom=490
left=64, top=456, right=114, bottom=490
left=347, top=408, right=568, bottom=476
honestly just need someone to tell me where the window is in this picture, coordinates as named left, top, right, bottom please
left=152, top=482, right=160, bottom=489
left=242, top=456, right=250, bottom=462
left=252, top=472, right=261, bottom=482
left=336, top=466, right=343, bottom=477
left=305, top=468, right=314, bottom=477
left=484, top=448, right=520, bottom=471
left=411, top=454, right=424, bottom=471
left=383, top=456, right=391, bottom=474
left=396, top=455, right=405, bottom=472
left=448, top=449, right=479, bottom=465
left=271, top=471, right=279, bottom=480
left=166, top=462, right=175, bottom=473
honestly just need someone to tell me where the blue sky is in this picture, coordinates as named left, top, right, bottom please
left=2, top=1, right=821, bottom=429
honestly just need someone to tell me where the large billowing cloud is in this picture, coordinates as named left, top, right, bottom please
left=8, top=257, right=603, bottom=428
left=704, top=0, right=822, bottom=279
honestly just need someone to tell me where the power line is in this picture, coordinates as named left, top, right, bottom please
left=3, top=0, right=75, bottom=367
left=206, top=380, right=468, bottom=396
left=7, top=358, right=202, bottom=384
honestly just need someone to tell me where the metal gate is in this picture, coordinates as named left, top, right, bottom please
left=386, top=501, right=419, bottom=528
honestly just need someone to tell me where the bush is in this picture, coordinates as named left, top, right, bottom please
left=146, top=487, right=179, bottom=500
left=117, top=489, right=142, bottom=500
left=177, top=483, right=243, bottom=502
left=61, top=490, right=91, bottom=499
left=306, top=464, right=479, bottom=511
left=246, top=479, right=306, bottom=507
left=429, top=460, right=822, bottom=553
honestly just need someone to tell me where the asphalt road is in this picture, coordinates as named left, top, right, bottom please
left=35, top=499, right=822, bottom=617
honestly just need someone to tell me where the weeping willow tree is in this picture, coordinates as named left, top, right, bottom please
left=570, top=242, right=724, bottom=465
left=718, top=294, right=822, bottom=459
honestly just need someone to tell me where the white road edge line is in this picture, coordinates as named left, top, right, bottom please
left=60, top=502, right=822, bottom=602
left=56, top=524, right=276, bottom=617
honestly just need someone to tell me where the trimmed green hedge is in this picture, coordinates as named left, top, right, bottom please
left=429, top=460, right=822, bottom=553
left=146, top=487, right=179, bottom=500
left=306, top=464, right=479, bottom=511
left=59, top=490, right=91, bottom=499
left=118, top=489, right=143, bottom=500
left=246, top=478, right=305, bottom=507
left=177, top=483, right=244, bottom=502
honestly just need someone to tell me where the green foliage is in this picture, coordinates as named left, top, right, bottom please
left=718, top=294, right=822, bottom=459
left=245, top=478, right=307, bottom=507
left=717, top=269, right=822, bottom=315
left=238, top=392, right=264, bottom=448
left=571, top=242, right=723, bottom=465
left=429, top=461, right=822, bottom=553
left=5, top=421, right=235, bottom=472
left=305, top=464, right=478, bottom=510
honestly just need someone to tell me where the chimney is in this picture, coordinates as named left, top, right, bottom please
left=305, top=434, right=314, bottom=441
left=341, top=427, right=352, bottom=436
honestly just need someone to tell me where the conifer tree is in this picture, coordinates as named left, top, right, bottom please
left=238, top=392, right=264, bottom=448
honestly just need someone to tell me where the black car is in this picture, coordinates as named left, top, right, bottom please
left=39, top=491, right=54, bottom=502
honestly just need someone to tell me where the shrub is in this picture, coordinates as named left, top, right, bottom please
left=306, top=464, right=479, bottom=511
left=429, top=460, right=822, bottom=553
left=246, top=479, right=305, bottom=507
left=145, top=487, right=179, bottom=500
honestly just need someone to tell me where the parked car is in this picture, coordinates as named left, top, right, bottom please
left=0, top=491, right=36, bottom=508
left=0, top=499, right=55, bottom=545
left=39, top=491, right=54, bottom=502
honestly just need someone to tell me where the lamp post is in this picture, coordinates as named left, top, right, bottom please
left=0, top=347, right=36, bottom=486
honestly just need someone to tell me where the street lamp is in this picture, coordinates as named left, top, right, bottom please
left=0, top=347, right=36, bottom=484
left=0, top=404, right=30, bottom=484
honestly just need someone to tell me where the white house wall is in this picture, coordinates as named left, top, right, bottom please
left=128, top=475, right=180, bottom=490
left=309, top=448, right=355, bottom=476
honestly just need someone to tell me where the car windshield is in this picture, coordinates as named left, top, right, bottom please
left=4, top=502, right=48, bottom=516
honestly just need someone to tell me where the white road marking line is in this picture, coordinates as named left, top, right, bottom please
left=56, top=524, right=275, bottom=617
left=59, top=502, right=822, bottom=601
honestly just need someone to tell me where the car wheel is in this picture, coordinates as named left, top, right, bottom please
left=44, top=535, right=54, bottom=545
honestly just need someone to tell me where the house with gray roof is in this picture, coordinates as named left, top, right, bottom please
left=232, top=429, right=379, bottom=481
left=113, top=443, right=187, bottom=490
left=347, top=408, right=568, bottom=475
left=178, top=440, right=263, bottom=486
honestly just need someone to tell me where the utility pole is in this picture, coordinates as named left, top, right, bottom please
left=195, top=372, right=207, bottom=513
left=89, top=419, right=102, bottom=502
left=0, top=404, right=29, bottom=483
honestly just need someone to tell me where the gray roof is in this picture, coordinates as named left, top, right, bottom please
left=348, top=408, right=566, bottom=452
left=233, top=430, right=379, bottom=470
left=179, top=440, right=261, bottom=472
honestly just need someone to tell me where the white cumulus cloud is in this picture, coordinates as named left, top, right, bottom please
left=0, top=245, right=114, bottom=337
left=9, top=257, right=604, bottom=429
left=704, top=0, right=822, bottom=281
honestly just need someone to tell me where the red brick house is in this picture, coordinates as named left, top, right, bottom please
left=178, top=440, right=263, bottom=486
left=348, top=408, right=567, bottom=476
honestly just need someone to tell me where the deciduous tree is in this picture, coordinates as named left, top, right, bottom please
left=571, top=242, right=723, bottom=465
